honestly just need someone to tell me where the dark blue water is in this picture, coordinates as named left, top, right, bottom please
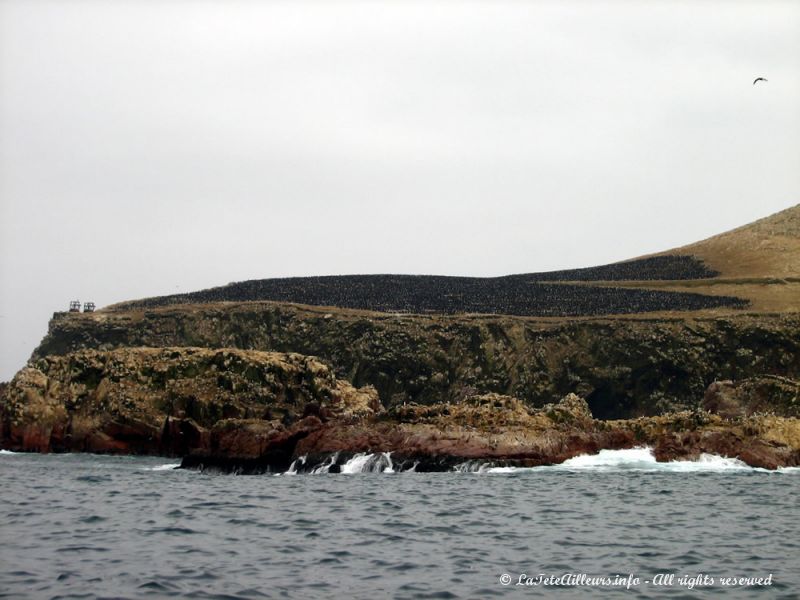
left=1, top=450, right=798, bottom=599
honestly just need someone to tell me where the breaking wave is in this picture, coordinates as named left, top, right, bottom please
left=143, top=462, right=181, bottom=471
left=556, top=447, right=753, bottom=471
left=453, top=460, right=496, bottom=473
left=341, top=452, right=394, bottom=474
left=485, top=447, right=799, bottom=474
left=285, top=455, right=307, bottom=474
left=267, top=448, right=800, bottom=475
left=310, top=452, right=340, bottom=474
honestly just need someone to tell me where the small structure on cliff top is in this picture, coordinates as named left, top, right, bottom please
left=83, top=302, right=95, bottom=313
left=68, top=300, right=81, bottom=313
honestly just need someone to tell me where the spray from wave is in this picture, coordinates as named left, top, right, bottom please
left=143, top=462, right=181, bottom=471
left=31, top=448, right=791, bottom=475
left=485, top=447, right=798, bottom=474
left=273, top=448, right=794, bottom=475
left=340, top=452, right=394, bottom=474
left=310, top=452, right=340, bottom=474
left=453, top=460, right=495, bottom=473
left=285, top=455, right=307, bottom=475
left=280, top=452, right=398, bottom=474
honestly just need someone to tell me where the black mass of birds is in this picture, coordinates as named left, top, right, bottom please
left=120, top=255, right=747, bottom=317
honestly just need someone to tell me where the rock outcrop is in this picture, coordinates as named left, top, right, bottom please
left=0, top=347, right=379, bottom=455
left=181, top=392, right=800, bottom=473
left=702, top=376, right=799, bottom=419
left=4, top=355, right=798, bottom=471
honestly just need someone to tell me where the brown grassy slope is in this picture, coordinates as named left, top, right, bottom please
left=603, top=204, right=800, bottom=313
left=598, top=279, right=800, bottom=313
left=662, top=203, right=800, bottom=279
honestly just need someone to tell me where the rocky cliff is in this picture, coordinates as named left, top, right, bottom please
left=30, top=306, right=800, bottom=419
left=0, top=347, right=379, bottom=455
left=3, top=351, right=798, bottom=471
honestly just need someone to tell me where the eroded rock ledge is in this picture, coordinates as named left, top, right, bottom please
left=2, top=347, right=798, bottom=471
left=0, top=347, right=378, bottom=455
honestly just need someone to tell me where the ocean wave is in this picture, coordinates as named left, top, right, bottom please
left=128, top=449, right=800, bottom=475
left=143, top=462, right=181, bottom=471
left=485, top=447, right=795, bottom=473
left=341, top=452, right=395, bottom=474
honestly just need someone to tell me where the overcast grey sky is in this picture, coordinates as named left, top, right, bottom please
left=1, top=0, right=798, bottom=380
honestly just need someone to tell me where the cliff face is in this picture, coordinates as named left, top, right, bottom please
left=0, top=347, right=379, bottom=455
left=5, top=354, right=798, bottom=471
left=31, top=305, right=800, bottom=420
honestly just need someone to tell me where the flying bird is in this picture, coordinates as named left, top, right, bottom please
left=753, top=77, right=768, bottom=85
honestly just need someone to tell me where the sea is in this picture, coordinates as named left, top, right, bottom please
left=1, top=448, right=798, bottom=600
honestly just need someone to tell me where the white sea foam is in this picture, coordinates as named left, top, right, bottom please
left=144, top=462, right=181, bottom=471
left=484, top=447, right=781, bottom=473
left=341, top=452, right=394, bottom=474
left=285, top=455, right=307, bottom=475
left=453, top=460, right=494, bottom=473
left=558, top=447, right=660, bottom=469
left=482, top=466, right=516, bottom=473
left=310, top=452, right=340, bottom=474
left=285, top=447, right=798, bottom=474
left=0, top=450, right=20, bottom=455
left=661, top=453, right=755, bottom=472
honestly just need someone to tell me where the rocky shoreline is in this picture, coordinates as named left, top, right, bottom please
left=2, top=347, right=798, bottom=472
left=178, top=401, right=800, bottom=473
